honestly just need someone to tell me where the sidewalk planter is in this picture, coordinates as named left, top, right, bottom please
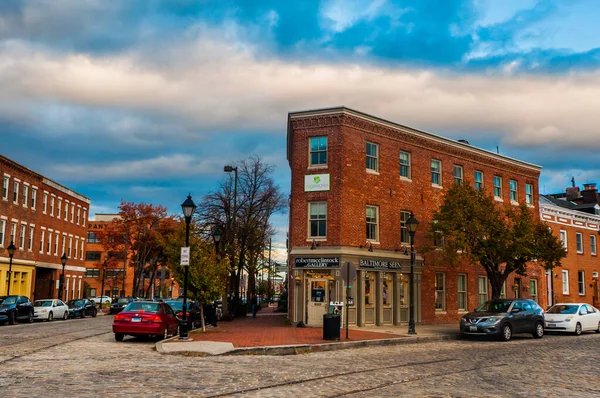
left=323, top=314, right=341, bottom=340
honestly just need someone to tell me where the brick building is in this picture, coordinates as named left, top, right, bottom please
left=84, top=214, right=180, bottom=299
left=286, top=107, right=545, bottom=326
left=1, top=154, right=90, bottom=300
left=542, top=183, right=600, bottom=307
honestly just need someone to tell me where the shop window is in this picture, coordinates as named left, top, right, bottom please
left=478, top=276, right=488, bottom=305
left=311, top=280, right=326, bottom=303
left=453, top=165, right=463, bottom=185
left=347, top=279, right=357, bottom=308
left=309, top=136, right=327, bottom=167
left=400, top=151, right=411, bottom=179
left=365, top=272, right=375, bottom=307
left=383, top=273, right=393, bottom=307
left=366, top=142, right=379, bottom=172
left=435, top=272, right=445, bottom=311
left=457, top=274, right=467, bottom=311
left=398, top=274, right=408, bottom=306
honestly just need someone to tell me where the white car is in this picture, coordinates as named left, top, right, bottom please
left=92, top=296, right=112, bottom=304
left=33, top=299, right=69, bottom=321
left=545, top=303, right=600, bottom=335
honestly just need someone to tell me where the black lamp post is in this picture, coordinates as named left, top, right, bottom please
left=180, top=194, right=196, bottom=340
left=406, top=212, right=419, bottom=335
left=212, top=228, right=221, bottom=252
left=99, top=260, right=107, bottom=310
left=6, top=241, right=16, bottom=296
left=59, top=253, right=67, bottom=301
left=224, top=165, right=238, bottom=316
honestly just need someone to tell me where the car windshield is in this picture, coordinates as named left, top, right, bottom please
left=166, top=301, right=184, bottom=311
left=476, top=300, right=513, bottom=313
left=547, top=304, right=579, bottom=314
left=124, top=302, right=160, bottom=313
left=1, top=297, right=16, bottom=305
left=68, top=299, right=86, bottom=306
left=34, top=301, right=53, bottom=307
left=117, top=298, right=130, bottom=304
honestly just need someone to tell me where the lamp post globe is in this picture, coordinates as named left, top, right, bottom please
left=406, top=213, right=419, bottom=335
left=59, top=253, right=67, bottom=301
left=179, top=194, right=196, bottom=340
left=6, top=241, right=16, bottom=296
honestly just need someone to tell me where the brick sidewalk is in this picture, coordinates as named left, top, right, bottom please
left=186, top=307, right=400, bottom=348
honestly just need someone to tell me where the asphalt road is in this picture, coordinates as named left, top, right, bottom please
left=1, top=316, right=599, bottom=397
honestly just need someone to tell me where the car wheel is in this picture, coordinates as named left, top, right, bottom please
left=596, top=321, right=600, bottom=333
left=81, top=310, right=85, bottom=319
left=28, top=311, right=34, bottom=323
left=48, top=312, right=54, bottom=322
left=63, top=311, right=68, bottom=320
left=115, top=333, right=124, bottom=342
left=162, top=326, right=169, bottom=340
left=91, top=309, right=97, bottom=318
left=8, top=311, right=15, bottom=325
left=575, top=322, right=582, bottom=336
left=500, top=323, right=512, bottom=341
left=533, top=321, right=544, bottom=339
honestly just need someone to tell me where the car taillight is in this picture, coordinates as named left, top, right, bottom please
left=114, top=314, right=131, bottom=322
left=142, top=315, right=162, bottom=323
left=177, top=311, right=190, bottom=317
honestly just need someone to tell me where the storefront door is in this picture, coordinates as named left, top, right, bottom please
left=307, top=279, right=328, bottom=326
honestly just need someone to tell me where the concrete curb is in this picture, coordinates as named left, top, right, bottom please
left=156, top=333, right=461, bottom=357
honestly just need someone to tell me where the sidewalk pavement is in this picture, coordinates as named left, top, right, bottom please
left=156, top=305, right=461, bottom=356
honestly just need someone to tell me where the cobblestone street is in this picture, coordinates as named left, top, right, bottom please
left=1, top=316, right=599, bottom=397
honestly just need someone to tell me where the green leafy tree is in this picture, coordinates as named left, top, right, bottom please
left=427, top=183, right=566, bottom=299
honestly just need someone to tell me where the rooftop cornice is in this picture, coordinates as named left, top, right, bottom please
left=288, top=106, right=542, bottom=172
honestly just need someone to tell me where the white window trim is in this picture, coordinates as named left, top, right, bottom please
left=453, top=165, right=464, bottom=185
left=366, top=142, right=379, bottom=173
left=560, top=230, right=568, bottom=251
left=0, top=217, right=6, bottom=247
left=431, top=159, right=442, bottom=187
left=494, top=176, right=503, bottom=199
left=400, top=150, right=412, bottom=180
left=308, top=201, right=327, bottom=240
left=308, top=136, right=328, bottom=168
left=578, top=271, right=585, bottom=296
left=562, top=270, right=569, bottom=295
left=366, top=205, right=380, bottom=242
left=591, top=235, right=597, bottom=256
left=435, top=272, right=446, bottom=312
left=457, top=273, right=467, bottom=312
left=576, top=232, right=583, bottom=254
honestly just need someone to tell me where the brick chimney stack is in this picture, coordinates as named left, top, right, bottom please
left=581, top=183, right=599, bottom=204
left=566, top=186, right=582, bottom=202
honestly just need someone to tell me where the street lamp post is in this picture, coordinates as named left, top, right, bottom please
left=180, top=194, right=197, bottom=340
left=99, top=260, right=107, bottom=310
left=6, top=241, right=16, bottom=296
left=406, top=212, right=419, bottom=335
left=224, top=165, right=238, bottom=316
left=59, top=253, right=67, bottom=301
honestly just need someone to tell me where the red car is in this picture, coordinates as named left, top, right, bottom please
left=112, top=301, right=179, bottom=342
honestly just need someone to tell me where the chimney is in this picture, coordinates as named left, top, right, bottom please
left=566, top=186, right=582, bottom=202
left=581, top=183, right=599, bottom=204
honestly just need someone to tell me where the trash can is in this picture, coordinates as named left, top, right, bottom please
left=323, top=314, right=341, bottom=341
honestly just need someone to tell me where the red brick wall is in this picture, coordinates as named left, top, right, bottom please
left=288, top=110, right=544, bottom=324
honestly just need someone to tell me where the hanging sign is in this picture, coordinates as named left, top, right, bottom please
left=180, top=247, right=190, bottom=266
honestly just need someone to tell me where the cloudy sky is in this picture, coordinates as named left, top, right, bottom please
left=2, top=0, right=600, bottom=261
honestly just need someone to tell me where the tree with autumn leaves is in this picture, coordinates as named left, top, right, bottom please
left=427, top=183, right=566, bottom=300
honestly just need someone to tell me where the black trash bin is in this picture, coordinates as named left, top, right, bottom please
left=323, top=314, right=341, bottom=341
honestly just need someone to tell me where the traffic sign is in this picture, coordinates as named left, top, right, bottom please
left=180, top=247, right=190, bottom=266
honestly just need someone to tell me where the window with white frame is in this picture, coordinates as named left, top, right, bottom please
left=560, top=230, right=567, bottom=250
left=19, top=224, right=26, bottom=249
left=431, top=159, right=442, bottom=185
left=0, top=218, right=6, bottom=247
left=576, top=232, right=583, bottom=253
left=458, top=274, right=467, bottom=311
left=43, top=192, right=48, bottom=213
left=494, top=176, right=502, bottom=198
left=39, top=229, right=45, bottom=253
left=50, top=196, right=55, bottom=216
left=74, top=237, right=78, bottom=259
left=525, top=183, right=533, bottom=205
left=83, top=210, right=87, bottom=225
left=400, top=151, right=411, bottom=179
left=400, top=210, right=411, bottom=244
left=28, top=226, right=34, bottom=251
left=435, top=272, right=446, bottom=310
left=2, top=176, right=8, bottom=200
left=591, top=235, right=597, bottom=256
left=54, top=232, right=59, bottom=255
left=64, top=201, right=68, bottom=220
left=509, top=180, right=518, bottom=202
left=13, top=181, right=19, bottom=203
left=80, top=239, right=84, bottom=260
left=22, top=185, right=28, bottom=207
left=474, top=170, right=483, bottom=191
left=10, top=221, right=16, bottom=244
left=77, top=208, right=81, bottom=224
left=578, top=271, right=585, bottom=295
left=309, top=136, right=327, bottom=167
left=454, top=165, right=463, bottom=185
left=308, top=202, right=327, bottom=238
left=366, top=142, right=379, bottom=172
left=478, top=276, right=488, bottom=305
left=31, top=188, right=37, bottom=209
left=366, top=205, right=379, bottom=241
left=68, top=236, right=73, bottom=257
left=47, top=231, right=52, bottom=254
left=562, top=270, right=569, bottom=294
left=61, top=235, right=66, bottom=256
left=70, top=204, right=74, bottom=222
left=57, top=199, right=62, bottom=219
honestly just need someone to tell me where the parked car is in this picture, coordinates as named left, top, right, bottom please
left=164, top=299, right=201, bottom=329
left=113, top=300, right=179, bottom=341
left=67, top=298, right=98, bottom=318
left=0, top=295, right=34, bottom=325
left=92, top=296, right=112, bottom=304
left=545, top=303, right=600, bottom=335
left=460, top=299, right=545, bottom=341
left=33, top=299, right=69, bottom=321
left=109, top=297, right=135, bottom=314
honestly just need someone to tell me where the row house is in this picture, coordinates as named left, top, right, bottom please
left=542, top=183, right=600, bottom=308
left=286, top=107, right=545, bottom=326
left=0, top=154, right=90, bottom=300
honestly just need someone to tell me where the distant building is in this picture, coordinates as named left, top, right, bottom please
left=542, top=183, right=600, bottom=307
left=287, top=107, right=545, bottom=326
left=0, top=154, right=90, bottom=300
